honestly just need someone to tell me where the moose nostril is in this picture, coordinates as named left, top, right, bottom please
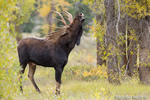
left=81, top=19, right=85, bottom=23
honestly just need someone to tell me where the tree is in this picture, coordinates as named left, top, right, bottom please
left=0, top=0, right=20, bottom=99
left=122, top=0, right=150, bottom=83
left=37, top=0, right=94, bottom=35
left=37, top=0, right=70, bottom=34
left=104, top=0, right=121, bottom=84
left=138, top=19, right=150, bottom=84
left=14, top=0, right=36, bottom=40
left=83, top=0, right=150, bottom=84
left=83, top=0, right=121, bottom=83
left=82, top=0, right=106, bottom=66
left=96, top=14, right=106, bottom=66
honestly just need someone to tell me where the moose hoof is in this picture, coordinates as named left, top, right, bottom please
left=38, top=91, right=42, bottom=94
left=55, top=90, right=60, bottom=95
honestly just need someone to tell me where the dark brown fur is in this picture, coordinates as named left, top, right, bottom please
left=17, top=13, right=85, bottom=94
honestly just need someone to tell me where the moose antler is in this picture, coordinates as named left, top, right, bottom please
left=53, top=11, right=67, bottom=26
left=49, top=11, right=73, bottom=28
left=63, top=11, right=73, bottom=24
left=47, top=11, right=73, bottom=41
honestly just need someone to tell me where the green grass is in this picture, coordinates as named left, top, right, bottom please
left=13, top=79, right=150, bottom=100
left=13, top=54, right=150, bottom=99
left=3, top=35, right=150, bottom=100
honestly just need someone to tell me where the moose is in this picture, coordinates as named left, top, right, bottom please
left=17, top=11, right=85, bottom=94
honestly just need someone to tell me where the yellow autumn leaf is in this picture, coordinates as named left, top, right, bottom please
left=41, top=24, right=49, bottom=33
left=38, top=4, right=51, bottom=17
left=83, top=71, right=89, bottom=77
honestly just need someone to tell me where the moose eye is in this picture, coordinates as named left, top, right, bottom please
left=79, top=16, right=82, bottom=18
left=79, top=13, right=82, bottom=16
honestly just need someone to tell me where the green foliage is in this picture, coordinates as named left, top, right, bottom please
left=121, top=0, right=150, bottom=19
left=91, top=19, right=106, bottom=43
left=21, top=11, right=37, bottom=33
left=67, top=0, right=94, bottom=32
left=35, top=0, right=93, bottom=34
left=63, top=64, right=107, bottom=81
left=16, top=0, right=36, bottom=25
left=21, top=21, right=35, bottom=33
left=0, top=0, right=20, bottom=99
left=36, top=0, right=71, bottom=34
left=9, top=0, right=36, bottom=36
left=83, top=0, right=150, bottom=80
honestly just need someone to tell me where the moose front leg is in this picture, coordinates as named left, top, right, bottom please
left=55, top=67, right=63, bottom=95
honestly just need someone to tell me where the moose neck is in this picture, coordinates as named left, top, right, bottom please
left=58, top=24, right=81, bottom=56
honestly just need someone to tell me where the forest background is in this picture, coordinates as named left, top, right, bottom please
left=0, top=0, right=150, bottom=99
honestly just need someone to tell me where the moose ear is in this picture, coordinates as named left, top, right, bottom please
left=61, top=32, right=67, bottom=36
left=76, top=26, right=83, bottom=46
left=61, top=28, right=68, bottom=36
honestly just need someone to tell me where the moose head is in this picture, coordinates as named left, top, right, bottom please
left=47, top=11, right=85, bottom=47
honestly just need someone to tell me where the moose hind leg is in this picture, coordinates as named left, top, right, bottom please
left=28, top=63, right=41, bottom=93
left=19, top=63, right=27, bottom=93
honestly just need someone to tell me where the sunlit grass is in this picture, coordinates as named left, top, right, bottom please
left=3, top=35, right=150, bottom=100
left=13, top=79, right=150, bottom=100
left=16, top=65, right=150, bottom=99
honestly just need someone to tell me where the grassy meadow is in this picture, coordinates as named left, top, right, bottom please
left=1, top=34, right=150, bottom=100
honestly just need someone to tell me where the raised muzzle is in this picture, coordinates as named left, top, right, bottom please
left=80, top=13, right=85, bottom=23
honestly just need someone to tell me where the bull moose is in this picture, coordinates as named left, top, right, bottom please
left=17, top=11, right=85, bottom=94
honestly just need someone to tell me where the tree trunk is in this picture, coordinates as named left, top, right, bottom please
left=138, top=19, right=150, bottom=84
left=139, top=48, right=150, bottom=84
left=97, top=38, right=106, bottom=66
left=104, top=0, right=120, bottom=84
left=124, top=17, right=139, bottom=77
left=96, top=14, right=106, bottom=66
left=47, top=0, right=55, bottom=33
left=118, top=18, right=127, bottom=75
left=15, top=25, right=22, bottom=41
left=128, top=38, right=137, bottom=77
